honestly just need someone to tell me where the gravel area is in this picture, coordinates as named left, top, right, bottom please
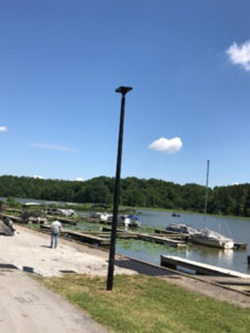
left=0, top=225, right=137, bottom=277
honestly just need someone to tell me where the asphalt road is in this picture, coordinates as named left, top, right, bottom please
left=0, top=267, right=110, bottom=333
left=0, top=225, right=116, bottom=333
left=1, top=223, right=250, bottom=333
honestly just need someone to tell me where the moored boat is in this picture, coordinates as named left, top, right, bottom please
left=166, top=223, right=197, bottom=235
left=120, top=215, right=141, bottom=228
left=190, top=160, right=235, bottom=249
left=106, top=214, right=142, bottom=228
left=190, top=228, right=234, bottom=249
left=90, top=212, right=112, bottom=221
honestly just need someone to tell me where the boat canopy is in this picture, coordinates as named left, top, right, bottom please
left=23, top=202, right=44, bottom=206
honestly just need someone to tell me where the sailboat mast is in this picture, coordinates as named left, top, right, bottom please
left=203, top=159, right=210, bottom=226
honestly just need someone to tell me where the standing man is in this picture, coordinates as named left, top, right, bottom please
left=50, top=219, right=62, bottom=248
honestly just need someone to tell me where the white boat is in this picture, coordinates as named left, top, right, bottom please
left=166, top=223, right=197, bottom=235
left=190, top=227, right=234, bottom=249
left=118, top=215, right=141, bottom=228
left=52, top=208, right=76, bottom=217
left=190, top=160, right=234, bottom=249
left=90, top=212, right=112, bottom=221
left=107, top=214, right=141, bottom=228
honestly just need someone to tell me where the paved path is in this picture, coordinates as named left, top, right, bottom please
left=1, top=224, right=250, bottom=333
left=0, top=225, right=176, bottom=333
left=0, top=225, right=113, bottom=333
left=0, top=266, right=109, bottom=333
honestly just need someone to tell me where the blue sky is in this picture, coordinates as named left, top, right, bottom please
left=1, top=0, right=250, bottom=187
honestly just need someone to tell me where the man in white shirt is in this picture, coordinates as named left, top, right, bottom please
left=50, top=219, right=62, bottom=248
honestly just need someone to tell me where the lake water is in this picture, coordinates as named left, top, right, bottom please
left=116, top=210, right=250, bottom=274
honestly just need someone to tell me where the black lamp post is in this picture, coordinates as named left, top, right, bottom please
left=106, top=86, right=133, bottom=291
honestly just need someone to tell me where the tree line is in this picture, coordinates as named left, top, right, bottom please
left=0, top=175, right=250, bottom=217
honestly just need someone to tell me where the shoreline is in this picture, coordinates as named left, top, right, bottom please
left=0, top=224, right=137, bottom=277
left=1, top=224, right=250, bottom=308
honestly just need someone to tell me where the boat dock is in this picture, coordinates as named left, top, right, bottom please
left=138, top=233, right=186, bottom=248
left=101, top=226, right=186, bottom=248
left=161, top=255, right=250, bottom=278
left=1, top=213, right=76, bottom=226
left=234, top=242, right=247, bottom=249
left=0, top=214, right=23, bottom=223
left=154, top=228, right=189, bottom=239
left=40, top=225, right=110, bottom=247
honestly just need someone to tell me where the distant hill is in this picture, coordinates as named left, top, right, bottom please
left=0, top=175, right=250, bottom=217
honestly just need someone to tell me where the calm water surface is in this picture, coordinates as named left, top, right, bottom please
left=116, top=210, right=250, bottom=274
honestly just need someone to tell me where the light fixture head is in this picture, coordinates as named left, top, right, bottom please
left=115, top=86, right=133, bottom=95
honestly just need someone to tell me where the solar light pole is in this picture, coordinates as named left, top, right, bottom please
left=106, top=86, right=133, bottom=291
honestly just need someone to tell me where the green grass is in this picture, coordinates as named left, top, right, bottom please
left=35, top=274, right=250, bottom=333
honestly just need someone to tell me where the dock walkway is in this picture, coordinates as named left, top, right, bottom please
left=40, top=224, right=110, bottom=247
left=161, top=255, right=250, bottom=278
left=102, top=226, right=186, bottom=248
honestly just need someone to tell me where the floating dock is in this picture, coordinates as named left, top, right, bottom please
left=101, top=227, right=186, bottom=248
left=40, top=225, right=110, bottom=247
left=234, top=242, right=247, bottom=250
left=138, top=234, right=186, bottom=248
left=1, top=214, right=23, bottom=223
left=161, top=255, right=250, bottom=278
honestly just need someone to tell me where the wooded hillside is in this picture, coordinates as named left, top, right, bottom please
left=0, top=175, right=250, bottom=217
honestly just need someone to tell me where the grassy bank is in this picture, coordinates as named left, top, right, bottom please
left=36, top=274, right=250, bottom=333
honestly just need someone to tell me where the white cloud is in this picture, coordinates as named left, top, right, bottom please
left=76, top=177, right=84, bottom=182
left=226, top=40, right=250, bottom=71
left=149, top=137, right=183, bottom=154
left=0, top=126, right=8, bottom=132
left=33, top=175, right=45, bottom=179
left=31, top=143, right=78, bottom=152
